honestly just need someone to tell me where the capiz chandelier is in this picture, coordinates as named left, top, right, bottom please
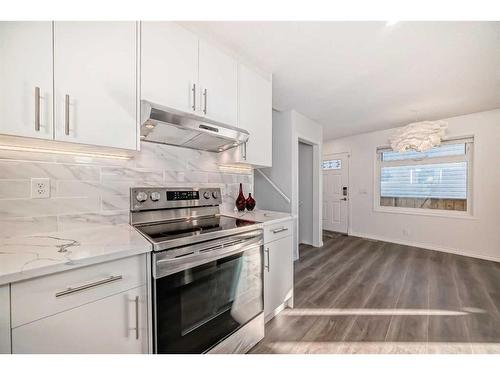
left=389, top=120, right=448, bottom=152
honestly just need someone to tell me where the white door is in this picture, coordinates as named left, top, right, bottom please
left=199, top=39, right=238, bottom=126
left=264, top=235, right=293, bottom=319
left=54, top=22, right=137, bottom=150
left=0, top=21, right=53, bottom=139
left=322, top=153, right=349, bottom=233
left=12, top=286, right=148, bottom=354
left=141, top=22, right=199, bottom=115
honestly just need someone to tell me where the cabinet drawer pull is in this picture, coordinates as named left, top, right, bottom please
left=55, top=275, right=123, bottom=298
left=34, top=87, right=41, bottom=132
left=272, top=227, right=288, bottom=234
left=135, top=295, right=140, bottom=340
left=64, top=94, right=70, bottom=135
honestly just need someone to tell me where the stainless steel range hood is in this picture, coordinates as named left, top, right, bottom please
left=140, top=101, right=249, bottom=152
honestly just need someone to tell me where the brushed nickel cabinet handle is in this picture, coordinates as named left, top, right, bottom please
left=55, top=275, right=123, bottom=298
left=203, top=88, right=207, bottom=115
left=135, top=295, right=140, bottom=340
left=242, top=142, right=247, bottom=160
left=265, top=247, right=270, bottom=271
left=191, top=83, right=196, bottom=111
left=34, top=87, right=40, bottom=132
left=272, top=227, right=288, bottom=234
left=64, top=94, right=70, bottom=135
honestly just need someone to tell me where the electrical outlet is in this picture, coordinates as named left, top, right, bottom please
left=31, top=178, right=50, bottom=199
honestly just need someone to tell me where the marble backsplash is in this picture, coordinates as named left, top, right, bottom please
left=0, top=142, right=253, bottom=237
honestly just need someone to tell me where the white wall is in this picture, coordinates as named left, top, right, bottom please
left=323, top=108, right=500, bottom=262
left=254, top=110, right=293, bottom=213
left=291, top=110, right=323, bottom=257
left=255, top=109, right=323, bottom=259
left=0, top=142, right=253, bottom=237
left=299, top=142, right=313, bottom=245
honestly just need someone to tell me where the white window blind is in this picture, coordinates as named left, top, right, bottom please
left=376, top=138, right=473, bottom=213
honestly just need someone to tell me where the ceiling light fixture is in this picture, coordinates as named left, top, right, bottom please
left=385, top=20, right=400, bottom=27
left=389, top=120, right=448, bottom=152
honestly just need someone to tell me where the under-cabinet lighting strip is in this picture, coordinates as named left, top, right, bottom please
left=0, top=144, right=133, bottom=160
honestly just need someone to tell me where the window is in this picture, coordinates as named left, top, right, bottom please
left=376, top=139, right=473, bottom=214
left=322, top=159, right=341, bottom=170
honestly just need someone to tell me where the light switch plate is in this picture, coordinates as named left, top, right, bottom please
left=31, top=178, right=50, bottom=199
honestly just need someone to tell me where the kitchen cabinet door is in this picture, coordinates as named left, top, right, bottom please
left=0, top=284, right=10, bottom=354
left=263, top=234, right=293, bottom=320
left=12, top=285, right=148, bottom=354
left=238, top=64, right=272, bottom=167
left=199, top=39, right=238, bottom=126
left=141, top=22, right=199, bottom=115
left=0, top=21, right=53, bottom=139
left=53, top=22, right=137, bottom=150
left=219, top=64, right=272, bottom=167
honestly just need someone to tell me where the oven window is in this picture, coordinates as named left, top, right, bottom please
left=154, top=246, right=263, bottom=353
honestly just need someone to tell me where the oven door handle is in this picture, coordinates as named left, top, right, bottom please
left=154, top=235, right=263, bottom=278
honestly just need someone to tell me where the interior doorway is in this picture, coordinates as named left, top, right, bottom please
left=298, top=142, right=314, bottom=245
left=323, top=152, right=349, bottom=234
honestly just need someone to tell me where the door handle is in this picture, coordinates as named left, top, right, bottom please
left=341, top=197, right=347, bottom=201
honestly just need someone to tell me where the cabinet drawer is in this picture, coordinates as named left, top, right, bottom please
left=264, top=219, right=293, bottom=244
left=12, top=286, right=148, bottom=354
left=11, top=254, right=146, bottom=328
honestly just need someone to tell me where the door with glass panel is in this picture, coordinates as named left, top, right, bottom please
left=322, top=153, right=349, bottom=233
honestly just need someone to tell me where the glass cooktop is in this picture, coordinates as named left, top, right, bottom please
left=137, top=215, right=257, bottom=244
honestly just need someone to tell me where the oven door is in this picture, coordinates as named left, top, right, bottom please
left=153, top=232, right=263, bottom=354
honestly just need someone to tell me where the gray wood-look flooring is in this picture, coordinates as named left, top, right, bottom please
left=250, top=232, right=500, bottom=354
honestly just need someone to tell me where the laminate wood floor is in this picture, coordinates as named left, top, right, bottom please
left=250, top=232, right=500, bottom=354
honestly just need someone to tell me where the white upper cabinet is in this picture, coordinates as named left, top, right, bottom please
left=141, top=22, right=199, bottom=114
left=238, top=64, right=272, bottom=167
left=53, top=22, right=137, bottom=150
left=0, top=22, right=53, bottom=140
left=218, top=64, right=273, bottom=167
left=198, top=39, right=238, bottom=126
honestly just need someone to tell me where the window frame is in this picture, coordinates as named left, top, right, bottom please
left=373, top=137, right=474, bottom=218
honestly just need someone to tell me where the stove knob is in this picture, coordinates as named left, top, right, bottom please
left=136, top=191, right=148, bottom=202
left=150, top=192, right=161, bottom=201
left=212, top=191, right=218, bottom=199
left=203, top=191, right=210, bottom=199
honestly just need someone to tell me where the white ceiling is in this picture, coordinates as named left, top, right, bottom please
left=181, top=21, right=500, bottom=141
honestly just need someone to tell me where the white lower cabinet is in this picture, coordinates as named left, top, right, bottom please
left=10, top=254, right=149, bottom=354
left=12, top=286, right=147, bottom=354
left=0, top=284, right=11, bottom=354
left=263, top=220, right=294, bottom=321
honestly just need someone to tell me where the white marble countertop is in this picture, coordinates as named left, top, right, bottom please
left=222, top=209, right=294, bottom=225
left=0, top=224, right=151, bottom=285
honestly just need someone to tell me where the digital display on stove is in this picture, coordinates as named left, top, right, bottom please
left=166, top=191, right=200, bottom=201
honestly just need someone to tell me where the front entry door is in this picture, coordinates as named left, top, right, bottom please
left=323, top=153, right=349, bottom=233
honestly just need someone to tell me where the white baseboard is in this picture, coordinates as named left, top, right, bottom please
left=348, top=231, right=500, bottom=264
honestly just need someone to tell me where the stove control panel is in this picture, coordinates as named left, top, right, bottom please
left=130, top=187, right=222, bottom=211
